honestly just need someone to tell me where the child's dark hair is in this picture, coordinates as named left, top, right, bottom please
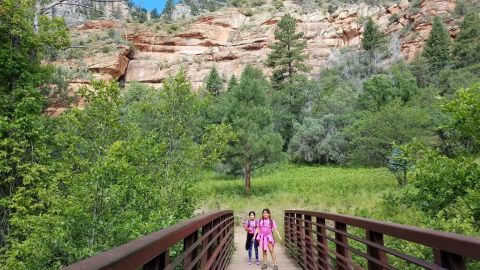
left=248, top=211, right=256, bottom=217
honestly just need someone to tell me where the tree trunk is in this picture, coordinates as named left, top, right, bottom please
left=244, top=162, right=251, bottom=196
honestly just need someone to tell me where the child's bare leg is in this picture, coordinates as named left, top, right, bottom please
left=263, top=250, right=268, bottom=265
left=268, top=243, right=277, bottom=265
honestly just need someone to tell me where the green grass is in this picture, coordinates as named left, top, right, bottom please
left=195, top=164, right=396, bottom=228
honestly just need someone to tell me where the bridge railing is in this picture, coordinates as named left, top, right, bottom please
left=285, top=210, right=480, bottom=270
left=64, top=210, right=234, bottom=270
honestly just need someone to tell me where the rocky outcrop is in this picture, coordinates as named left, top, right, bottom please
left=45, top=0, right=131, bottom=26
left=60, top=0, right=460, bottom=91
left=88, top=46, right=131, bottom=79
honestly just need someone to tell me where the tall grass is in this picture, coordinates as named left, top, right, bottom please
left=195, top=164, right=396, bottom=227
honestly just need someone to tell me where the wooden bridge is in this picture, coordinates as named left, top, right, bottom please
left=63, top=210, right=480, bottom=270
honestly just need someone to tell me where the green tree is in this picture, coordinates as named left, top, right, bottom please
left=0, top=0, right=69, bottom=248
left=358, top=74, right=395, bottom=111
left=453, top=11, right=480, bottom=68
left=347, top=102, right=435, bottom=166
left=423, top=16, right=452, bottom=73
left=204, top=66, right=224, bottom=96
left=289, top=86, right=356, bottom=164
left=361, top=17, right=387, bottom=51
left=227, top=75, right=238, bottom=91
left=266, top=14, right=309, bottom=88
left=150, top=8, right=160, bottom=19
left=442, top=82, right=480, bottom=146
left=4, top=73, right=232, bottom=269
left=220, top=66, right=283, bottom=195
left=163, top=0, right=175, bottom=21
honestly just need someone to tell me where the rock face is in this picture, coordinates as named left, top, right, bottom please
left=61, top=0, right=460, bottom=91
left=45, top=0, right=131, bottom=26
left=120, top=0, right=460, bottom=89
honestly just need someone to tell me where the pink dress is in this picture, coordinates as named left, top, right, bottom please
left=256, top=218, right=277, bottom=251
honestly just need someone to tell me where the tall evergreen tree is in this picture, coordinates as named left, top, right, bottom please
left=227, top=75, right=238, bottom=91
left=220, top=66, right=283, bottom=195
left=361, top=17, right=386, bottom=51
left=423, top=16, right=452, bottom=72
left=204, top=66, right=223, bottom=96
left=453, top=11, right=480, bottom=68
left=266, top=14, right=309, bottom=88
left=163, top=0, right=175, bottom=21
left=150, top=8, right=160, bottom=19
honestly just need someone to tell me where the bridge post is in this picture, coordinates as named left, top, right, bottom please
left=433, top=249, right=466, bottom=270
left=295, top=213, right=304, bottom=267
left=201, top=222, right=212, bottom=267
left=304, top=215, right=315, bottom=269
left=183, top=231, right=198, bottom=269
left=143, top=250, right=169, bottom=270
left=366, top=230, right=387, bottom=270
left=334, top=222, right=351, bottom=270
left=316, top=217, right=330, bottom=270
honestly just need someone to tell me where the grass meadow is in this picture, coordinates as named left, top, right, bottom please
left=195, top=164, right=397, bottom=229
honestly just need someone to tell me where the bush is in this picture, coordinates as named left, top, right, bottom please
left=347, top=102, right=435, bottom=166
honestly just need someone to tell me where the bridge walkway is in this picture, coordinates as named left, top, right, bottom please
left=228, top=225, right=300, bottom=270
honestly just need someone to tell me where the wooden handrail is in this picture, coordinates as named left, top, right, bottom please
left=285, top=210, right=480, bottom=270
left=63, top=210, right=234, bottom=270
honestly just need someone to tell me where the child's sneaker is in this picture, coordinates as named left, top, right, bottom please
left=273, top=265, right=278, bottom=270
left=261, top=264, right=267, bottom=269
left=248, top=259, right=252, bottom=265
left=256, top=260, right=260, bottom=265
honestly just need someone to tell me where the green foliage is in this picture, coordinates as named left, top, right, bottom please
left=266, top=14, right=309, bottom=88
left=436, top=64, right=480, bottom=96
left=387, top=147, right=410, bottom=186
left=227, top=75, right=238, bottom=91
left=218, top=65, right=283, bottom=193
left=442, top=82, right=480, bottom=147
left=3, top=71, right=233, bottom=269
left=347, top=102, right=435, bottom=166
left=422, top=16, right=452, bottom=73
left=204, top=66, right=224, bottom=96
left=288, top=115, right=348, bottom=164
left=163, top=0, right=175, bottom=21
left=393, top=143, right=480, bottom=229
left=453, top=11, right=480, bottom=68
left=197, top=165, right=396, bottom=218
left=358, top=74, right=395, bottom=111
left=150, top=8, right=160, bottom=19
left=289, top=86, right=356, bottom=165
left=361, top=17, right=387, bottom=51
left=271, top=80, right=309, bottom=148
left=0, top=0, right=69, bottom=250
left=359, top=63, right=419, bottom=111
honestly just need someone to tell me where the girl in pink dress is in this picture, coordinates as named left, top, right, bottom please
left=253, top=208, right=282, bottom=270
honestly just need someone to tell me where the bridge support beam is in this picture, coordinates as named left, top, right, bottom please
left=366, top=230, right=387, bottom=270
left=433, top=249, right=466, bottom=270
left=334, top=222, right=351, bottom=270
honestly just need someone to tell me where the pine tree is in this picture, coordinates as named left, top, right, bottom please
left=453, top=11, right=480, bottom=68
left=361, top=17, right=386, bottom=51
left=151, top=8, right=160, bottom=19
left=423, top=16, right=452, bottom=72
left=204, top=66, right=223, bottom=96
left=220, top=66, right=283, bottom=195
left=227, top=75, right=238, bottom=91
left=163, top=0, right=175, bottom=21
left=266, top=14, right=309, bottom=88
